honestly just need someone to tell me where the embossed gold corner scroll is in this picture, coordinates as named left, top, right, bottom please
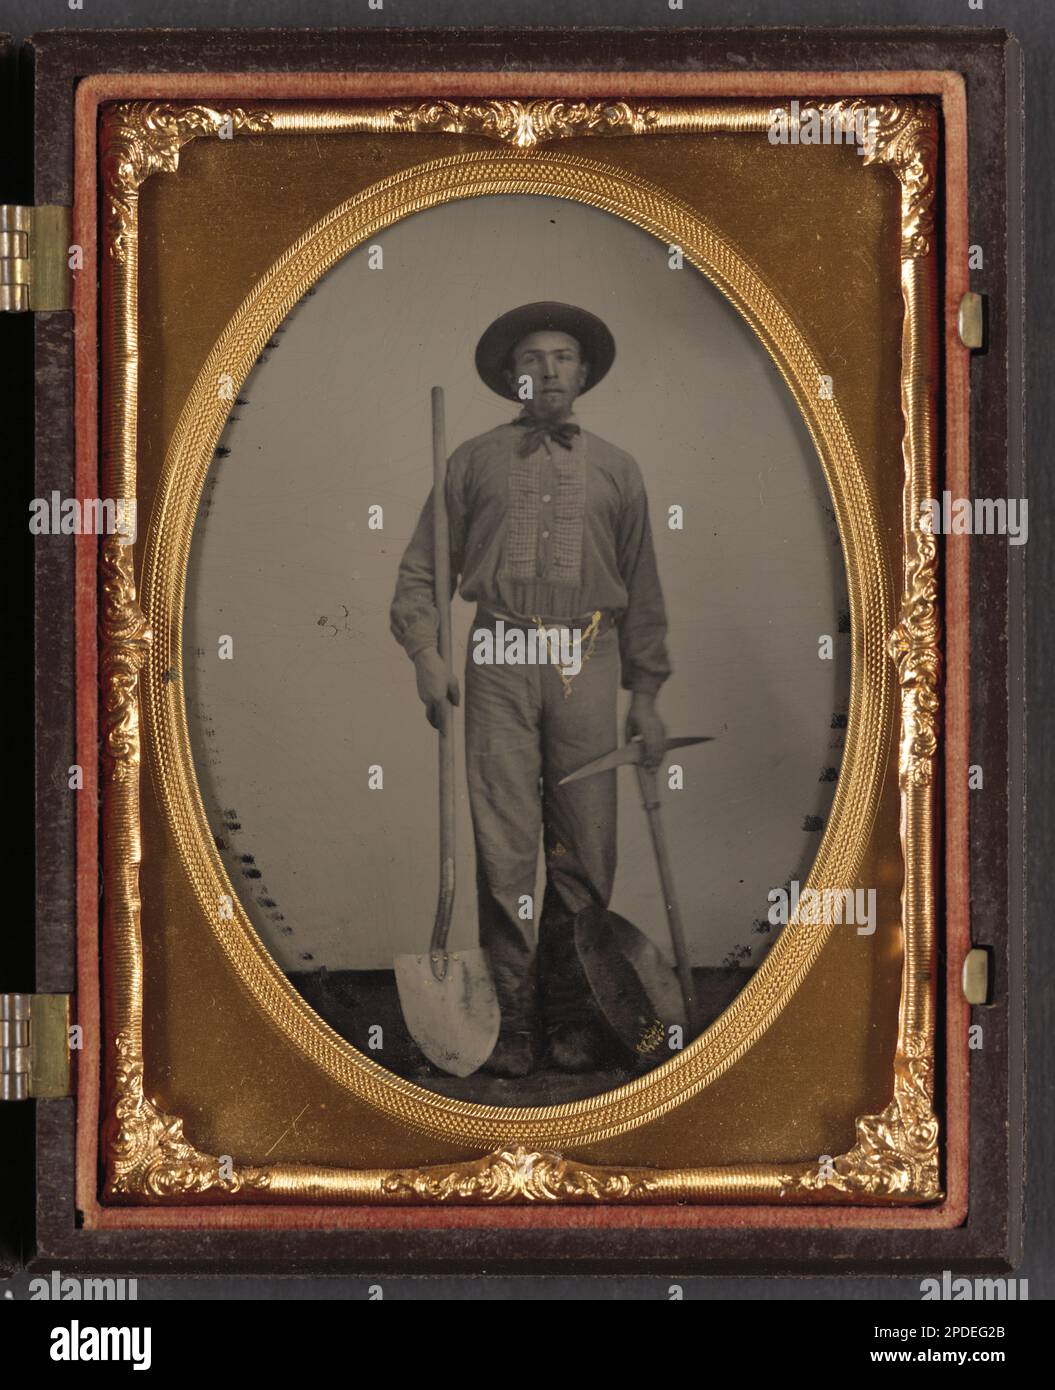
left=100, top=98, right=941, bottom=1204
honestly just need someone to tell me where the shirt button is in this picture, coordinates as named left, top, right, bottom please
left=541, top=530, right=550, bottom=539
left=542, top=493, right=551, bottom=503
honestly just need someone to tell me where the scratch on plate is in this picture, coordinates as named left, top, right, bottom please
left=263, top=1103, right=309, bottom=1158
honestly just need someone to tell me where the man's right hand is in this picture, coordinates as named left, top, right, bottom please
left=414, top=649, right=461, bottom=730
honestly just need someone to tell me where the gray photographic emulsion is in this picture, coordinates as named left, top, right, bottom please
left=183, top=194, right=850, bottom=1106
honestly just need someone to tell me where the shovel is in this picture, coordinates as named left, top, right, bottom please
left=560, top=735, right=713, bottom=1041
left=394, top=387, right=501, bottom=1077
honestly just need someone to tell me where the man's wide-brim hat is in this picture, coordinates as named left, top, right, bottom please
left=475, top=301, right=616, bottom=400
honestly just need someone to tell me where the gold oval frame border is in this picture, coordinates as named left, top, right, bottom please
left=139, top=148, right=893, bottom=1150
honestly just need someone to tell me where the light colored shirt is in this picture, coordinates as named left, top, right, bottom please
left=389, top=414, right=672, bottom=695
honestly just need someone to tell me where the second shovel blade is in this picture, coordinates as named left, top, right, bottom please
left=574, top=907, right=686, bottom=1062
left=394, top=948, right=501, bottom=1078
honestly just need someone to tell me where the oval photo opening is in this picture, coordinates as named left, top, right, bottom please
left=183, top=193, right=851, bottom=1107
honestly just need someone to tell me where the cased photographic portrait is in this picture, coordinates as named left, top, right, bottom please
left=183, top=192, right=850, bottom=1107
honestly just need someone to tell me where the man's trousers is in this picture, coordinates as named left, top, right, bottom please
left=463, top=613, right=619, bottom=1033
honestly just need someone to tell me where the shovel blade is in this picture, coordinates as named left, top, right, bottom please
left=574, top=908, right=686, bottom=1063
left=395, top=949, right=501, bottom=1077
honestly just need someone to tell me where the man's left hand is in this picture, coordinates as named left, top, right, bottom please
left=626, top=694, right=667, bottom=771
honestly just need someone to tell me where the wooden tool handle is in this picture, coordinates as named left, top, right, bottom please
left=429, top=387, right=456, bottom=970
left=635, top=763, right=697, bottom=1031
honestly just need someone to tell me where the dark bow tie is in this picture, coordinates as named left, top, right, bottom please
left=514, top=416, right=581, bottom=457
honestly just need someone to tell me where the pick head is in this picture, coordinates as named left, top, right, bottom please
left=559, top=735, right=714, bottom=786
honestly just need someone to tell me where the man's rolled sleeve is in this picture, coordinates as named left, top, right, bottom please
left=615, top=465, right=672, bottom=695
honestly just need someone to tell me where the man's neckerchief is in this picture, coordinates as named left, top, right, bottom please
left=513, top=411, right=581, bottom=457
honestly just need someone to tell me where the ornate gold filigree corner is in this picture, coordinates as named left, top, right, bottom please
left=787, top=1031, right=941, bottom=1202
left=804, top=99, right=938, bottom=258
left=390, top=98, right=660, bottom=148
left=105, top=1031, right=271, bottom=1203
left=383, top=1146, right=662, bottom=1203
left=99, top=535, right=152, bottom=783
left=101, top=101, right=274, bottom=261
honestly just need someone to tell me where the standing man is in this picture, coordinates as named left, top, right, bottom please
left=390, top=302, right=671, bottom=1077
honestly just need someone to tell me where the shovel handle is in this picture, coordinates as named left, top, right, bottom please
left=429, top=387, right=455, bottom=972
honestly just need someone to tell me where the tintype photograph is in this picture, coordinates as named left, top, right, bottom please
left=13, top=0, right=1034, bottom=1324
left=182, top=192, right=849, bottom=1107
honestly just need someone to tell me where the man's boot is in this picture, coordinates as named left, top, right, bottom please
left=538, top=914, right=621, bottom=1074
left=480, top=932, right=540, bottom=1078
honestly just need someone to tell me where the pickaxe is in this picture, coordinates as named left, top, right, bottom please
left=560, top=735, right=713, bottom=1033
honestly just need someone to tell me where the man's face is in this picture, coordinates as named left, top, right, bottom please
left=505, top=330, right=589, bottom=422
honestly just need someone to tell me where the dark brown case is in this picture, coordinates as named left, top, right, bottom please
left=20, top=25, right=1024, bottom=1276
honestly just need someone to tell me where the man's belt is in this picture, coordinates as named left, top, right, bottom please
left=474, top=605, right=616, bottom=638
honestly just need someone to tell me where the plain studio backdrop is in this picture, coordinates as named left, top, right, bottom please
left=184, top=193, right=850, bottom=975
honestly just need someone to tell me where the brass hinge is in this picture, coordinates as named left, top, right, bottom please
left=0, top=205, right=72, bottom=311
left=0, top=994, right=72, bottom=1099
